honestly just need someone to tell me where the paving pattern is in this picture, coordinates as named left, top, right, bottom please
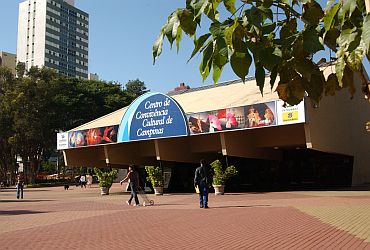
left=1, top=184, right=370, bottom=249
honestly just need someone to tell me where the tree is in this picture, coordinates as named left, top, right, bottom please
left=0, top=66, right=136, bottom=183
left=0, top=67, right=17, bottom=183
left=153, top=0, right=370, bottom=105
left=125, top=79, right=148, bottom=98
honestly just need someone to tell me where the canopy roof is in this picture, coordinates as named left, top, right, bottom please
left=71, top=76, right=279, bottom=131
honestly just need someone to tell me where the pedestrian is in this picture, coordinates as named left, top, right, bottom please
left=194, top=159, right=211, bottom=208
left=120, top=165, right=140, bottom=206
left=86, top=173, right=93, bottom=188
left=16, top=172, right=24, bottom=199
left=80, top=174, right=86, bottom=188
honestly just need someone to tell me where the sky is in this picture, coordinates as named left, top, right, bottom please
left=0, top=0, right=234, bottom=93
left=0, top=0, right=368, bottom=93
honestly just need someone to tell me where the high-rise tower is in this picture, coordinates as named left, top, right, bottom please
left=17, top=0, right=88, bottom=78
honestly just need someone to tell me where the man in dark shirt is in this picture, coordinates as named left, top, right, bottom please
left=16, top=172, right=24, bottom=199
left=194, top=159, right=211, bottom=208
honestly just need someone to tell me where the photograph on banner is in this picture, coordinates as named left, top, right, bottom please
left=68, top=130, right=86, bottom=148
left=188, top=112, right=210, bottom=134
left=86, top=125, right=119, bottom=146
left=244, top=101, right=277, bottom=128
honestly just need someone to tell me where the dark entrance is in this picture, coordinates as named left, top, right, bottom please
left=164, top=149, right=353, bottom=192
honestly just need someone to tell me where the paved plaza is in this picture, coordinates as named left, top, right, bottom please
left=1, top=184, right=370, bottom=249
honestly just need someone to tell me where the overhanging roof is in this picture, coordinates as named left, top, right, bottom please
left=71, top=76, right=279, bottom=131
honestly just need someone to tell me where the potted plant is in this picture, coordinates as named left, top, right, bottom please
left=94, top=168, right=118, bottom=195
left=145, top=166, right=164, bottom=195
left=210, top=160, right=238, bottom=195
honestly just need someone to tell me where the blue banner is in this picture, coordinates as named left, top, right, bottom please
left=117, top=92, right=189, bottom=142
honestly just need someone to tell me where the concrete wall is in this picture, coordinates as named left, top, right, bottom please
left=305, top=72, right=370, bottom=186
left=0, top=51, right=16, bottom=75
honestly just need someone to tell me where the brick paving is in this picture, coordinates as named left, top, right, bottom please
left=1, top=184, right=370, bottom=249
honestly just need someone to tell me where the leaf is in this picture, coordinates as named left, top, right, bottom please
left=230, top=51, right=252, bottom=82
left=164, top=13, right=179, bottom=48
left=176, top=26, right=183, bottom=53
left=261, top=23, right=276, bottom=35
left=324, top=28, right=340, bottom=51
left=276, top=83, right=289, bottom=101
left=224, top=0, right=236, bottom=14
left=199, top=42, right=214, bottom=81
left=276, top=77, right=305, bottom=105
left=209, top=22, right=226, bottom=38
left=337, top=28, right=358, bottom=52
left=347, top=45, right=364, bottom=71
left=204, top=2, right=220, bottom=21
left=260, top=46, right=282, bottom=71
left=153, top=30, right=164, bottom=64
left=305, top=73, right=324, bottom=103
left=302, top=0, right=324, bottom=25
left=280, top=19, right=297, bottom=39
left=323, top=3, right=340, bottom=32
left=191, top=0, right=209, bottom=19
left=324, top=0, right=335, bottom=11
left=255, top=63, right=265, bottom=94
left=212, top=62, right=223, bottom=83
left=224, top=20, right=238, bottom=48
left=302, top=28, right=324, bottom=54
left=335, top=54, right=345, bottom=87
left=178, top=9, right=197, bottom=36
left=270, top=66, right=278, bottom=90
left=232, top=24, right=246, bottom=52
left=342, top=0, right=357, bottom=17
left=257, top=6, right=273, bottom=21
left=294, top=58, right=319, bottom=82
left=188, top=33, right=211, bottom=62
left=362, top=15, right=370, bottom=54
left=213, top=38, right=229, bottom=70
left=324, top=73, right=340, bottom=96
left=342, top=66, right=356, bottom=98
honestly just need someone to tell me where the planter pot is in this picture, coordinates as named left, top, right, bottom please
left=100, top=187, right=110, bottom=195
left=153, top=186, right=163, bottom=196
left=213, top=185, right=225, bottom=195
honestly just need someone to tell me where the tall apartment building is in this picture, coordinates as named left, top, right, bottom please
left=17, top=0, right=88, bottom=78
left=0, top=51, right=17, bottom=75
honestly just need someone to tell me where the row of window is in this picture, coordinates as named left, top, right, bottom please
left=46, top=32, right=59, bottom=41
left=47, top=0, right=61, bottom=8
left=47, top=6, right=60, bottom=16
left=46, top=23, right=60, bottom=32
left=46, top=56, right=87, bottom=72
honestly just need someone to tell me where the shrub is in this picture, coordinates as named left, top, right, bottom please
left=94, top=168, right=118, bottom=188
left=210, top=160, right=237, bottom=185
left=145, top=166, right=164, bottom=187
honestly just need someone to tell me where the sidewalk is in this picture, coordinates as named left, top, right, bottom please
left=1, top=183, right=370, bottom=249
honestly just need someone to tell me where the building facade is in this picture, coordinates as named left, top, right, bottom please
left=0, top=51, right=17, bottom=75
left=17, top=0, right=88, bottom=78
left=58, top=66, right=370, bottom=191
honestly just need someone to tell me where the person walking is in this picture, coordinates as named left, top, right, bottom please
left=194, top=159, right=211, bottom=208
left=86, top=174, right=93, bottom=188
left=120, top=165, right=140, bottom=206
left=80, top=174, right=87, bottom=188
left=16, top=172, right=24, bottom=199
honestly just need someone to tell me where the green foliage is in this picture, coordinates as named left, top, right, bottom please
left=154, top=0, right=370, bottom=106
left=94, top=168, right=118, bottom=188
left=145, top=166, right=164, bottom=187
left=125, top=79, right=148, bottom=98
left=210, top=160, right=238, bottom=185
left=0, top=66, right=140, bottom=182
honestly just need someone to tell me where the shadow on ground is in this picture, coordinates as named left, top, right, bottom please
left=0, top=210, right=49, bottom=215
left=210, top=204, right=271, bottom=209
left=0, top=199, right=54, bottom=203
